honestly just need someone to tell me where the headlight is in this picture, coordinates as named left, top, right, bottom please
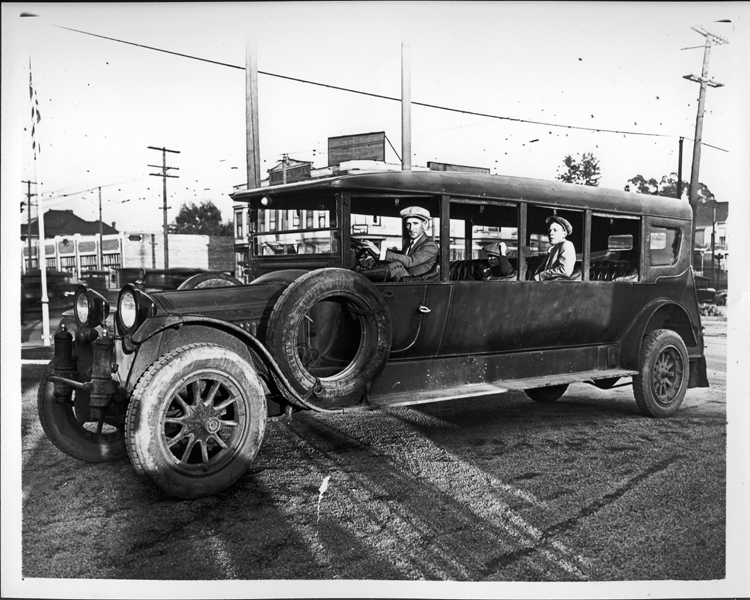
left=116, top=284, right=156, bottom=336
left=119, top=290, right=137, bottom=329
left=73, top=285, right=109, bottom=328
left=75, top=288, right=90, bottom=325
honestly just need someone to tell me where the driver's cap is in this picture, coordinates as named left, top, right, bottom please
left=400, top=206, right=431, bottom=222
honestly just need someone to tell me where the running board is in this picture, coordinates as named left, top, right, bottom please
left=359, top=368, right=638, bottom=410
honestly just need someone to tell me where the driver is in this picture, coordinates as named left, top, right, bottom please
left=360, top=206, right=438, bottom=281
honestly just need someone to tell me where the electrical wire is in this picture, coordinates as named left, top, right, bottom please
left=51, top=23, right=727, bottom=148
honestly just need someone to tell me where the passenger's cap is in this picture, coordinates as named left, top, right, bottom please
left=546, top=215, right=572, bottom=236
left=485, top=242, right=507, bottom=257
left=400, top=206, right=431, bottom=222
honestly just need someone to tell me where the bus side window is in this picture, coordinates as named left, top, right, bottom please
left=526, top=205, right=583, bottom=280
left=591, top=214, right=640, bottom=281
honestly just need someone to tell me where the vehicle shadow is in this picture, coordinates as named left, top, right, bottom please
left=20, top=382, right=725, bottom=582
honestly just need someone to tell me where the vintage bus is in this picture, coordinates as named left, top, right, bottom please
left=40, top=169, right=708, bottom=498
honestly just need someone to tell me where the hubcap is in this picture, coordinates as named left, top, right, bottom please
left=651, top=346, right=683, bottom=406
left=203, top=416, right=221, bottom=434
left=161, top=375, right=245, bottom=471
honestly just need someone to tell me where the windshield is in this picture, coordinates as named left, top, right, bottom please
left=250, top=193, right=337, bottom=256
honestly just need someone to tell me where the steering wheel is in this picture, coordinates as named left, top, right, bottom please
left=351, top=239, right=382, bottom=269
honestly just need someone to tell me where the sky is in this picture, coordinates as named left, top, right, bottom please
left=2, top=2, right=749, bottom=235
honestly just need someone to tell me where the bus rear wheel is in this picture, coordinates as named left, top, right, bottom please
left=633, top=329, right=688, bottom=418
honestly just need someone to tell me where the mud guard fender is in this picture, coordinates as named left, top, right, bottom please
left=619, top=299, right=700, bottom=372
left=128, top=316, right=344, bottom=414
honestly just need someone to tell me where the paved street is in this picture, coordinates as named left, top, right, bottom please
left=16, top=317, right=728, bottom=585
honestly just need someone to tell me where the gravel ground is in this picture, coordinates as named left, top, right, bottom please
left=11, top=317, right=734, bottom=594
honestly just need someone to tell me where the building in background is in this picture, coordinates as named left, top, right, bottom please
left=20, top=205, right=236, bottom=295
left=693, top=200, right=729, bottom=290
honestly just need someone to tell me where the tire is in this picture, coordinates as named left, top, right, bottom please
left=37, top=358, right=128, bottom=462
left=126, top=343, right=266, bottom=499
left=633, top=329, right=689, bottom=418
left=525, top=384, right=568, bottom=403
left=266, top=268, right=392, bottom=406
left=177, top=271, right=243, bottom=290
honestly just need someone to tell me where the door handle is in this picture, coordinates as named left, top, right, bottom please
left=418, top=305, right=431, bottom=314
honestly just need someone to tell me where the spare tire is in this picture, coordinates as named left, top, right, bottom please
left=266, top=268, right=392, bottom=407
left=177, top=271, right=243, bottom=290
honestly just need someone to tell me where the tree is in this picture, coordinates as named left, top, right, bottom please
left=624, top=173, right=714, bottom=203
left=556, top=152, right=601, bottom=187
left=170, top=200, right=233, bottom=236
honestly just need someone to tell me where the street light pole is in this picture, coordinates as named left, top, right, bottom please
left=683, top=25, right=727, bottom=259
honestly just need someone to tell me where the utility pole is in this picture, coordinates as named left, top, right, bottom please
left=676, top=137, right=684, bottom=200
left=98, top=186, right=104, bottom=271
left=682, top=25, right=727, bottom=259
left=711, top=201, right=716, bottom=288
left=401, top=36, right=412, bottom=171
left=22, top=180, right=36, bottom=273
left=148, top=146, right=180, bottom=269
left=245, top=34, right=261, bottom=190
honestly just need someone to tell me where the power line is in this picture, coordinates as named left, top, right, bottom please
left=40, top=177, right=146, bottom=204
left=51, top=23, right=723, bottom=146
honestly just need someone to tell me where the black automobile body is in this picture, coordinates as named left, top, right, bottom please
left=695, top=275, right=719, bottom=304
left=23, top=268, right=80, bottom=309
left=39, top=170, right=709, bottom=498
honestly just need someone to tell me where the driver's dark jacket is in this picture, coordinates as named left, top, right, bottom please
left=384, top=233, right=439, bottom=277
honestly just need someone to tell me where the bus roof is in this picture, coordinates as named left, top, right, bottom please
left=231, top=170, right=693, bottom=220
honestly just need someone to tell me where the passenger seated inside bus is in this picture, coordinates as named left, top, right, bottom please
left=534, top=216, right=576, bottom=281
left=481, top=241, right=515, bottom=280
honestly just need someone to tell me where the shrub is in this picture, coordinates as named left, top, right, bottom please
left=699, top=303, right=724, bottom=317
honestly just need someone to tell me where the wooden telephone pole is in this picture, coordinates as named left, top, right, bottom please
left=148, top=146, right=180, bottom=269
left=401, top=37, right=411, bottom=171
left=22, top=180, right=36, bottom=273
left=683, top=25, right=727, bottom=257
left=245, top=34, right=261, bottom=190
left=98, top=186, right=104, bottom=270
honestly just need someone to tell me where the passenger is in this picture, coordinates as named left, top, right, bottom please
left=360, top=206, right=438, bottom=281
left=534, top=216, right=576, bottom=280
left=481, top=242, right=514, bottom=279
